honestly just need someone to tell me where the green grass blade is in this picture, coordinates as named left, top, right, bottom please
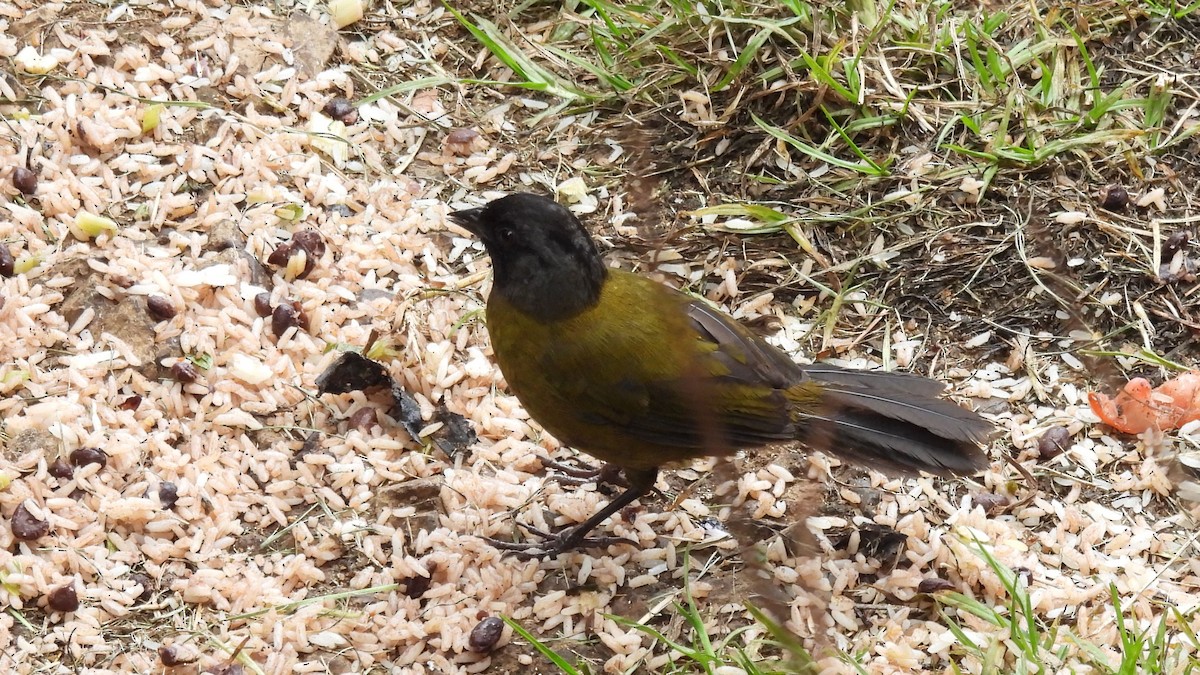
left=501, top=616, right=583, bottom=673
left=798, top=48, right=856, bottom=102
left=608, top=609, right=703, bottom=661
left=444, top=4, right=590, bottom=101
left=821, top=106, right=889, bottom=167
left=688, top=202, right=790, bottom=226
left=713, top=26, right=775, bottom=92
left=542, top=44, right=635, bottom=92
left=356, top=77, right=455, bottom=106
left=752, top=113, right=887, bottom=175
left=744, top=603, right=818, bottom=673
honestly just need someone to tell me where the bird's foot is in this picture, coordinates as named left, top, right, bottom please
left=536, top=455, right=626, bottom=488
left=485, top=524, right=639, bottom=560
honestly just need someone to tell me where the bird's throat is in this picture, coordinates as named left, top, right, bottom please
left=491, top=256, right=607, bottom=323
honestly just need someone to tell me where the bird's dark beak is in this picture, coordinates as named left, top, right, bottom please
left=448, top=207, right=484, bottom=236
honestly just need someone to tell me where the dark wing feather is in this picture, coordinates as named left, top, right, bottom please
left=570, top=298, right=802, bottom=452
left=685, top=300, right=805, bottom=389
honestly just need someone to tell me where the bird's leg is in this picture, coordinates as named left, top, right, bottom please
left=487, top=468, right=658, bottom=559
left=536, top=455, right=627, bottom=488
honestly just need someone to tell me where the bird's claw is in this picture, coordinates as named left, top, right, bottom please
left=485, top=522, right=639, bottom=559
left=536, top=454, right=601, bottom=480
left=536, top=456, right=627, bottom=488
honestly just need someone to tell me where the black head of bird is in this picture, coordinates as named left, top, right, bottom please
left=450, top=194, right=607, bottom=322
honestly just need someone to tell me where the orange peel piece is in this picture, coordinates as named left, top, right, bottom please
left=1088, top=370, right=1200, bottom=434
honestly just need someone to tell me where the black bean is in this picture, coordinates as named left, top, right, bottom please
left=401, top=564, right=436, bottom=600
left=970, top=492, right=1009, bottom=515
left=12, top=501, right=49, bottom=540
left=267, top=242, right=293, bottom=266
left=0, top=245, right=13, bottom=277
left=172, top=361, right=200, bottom=383
left=348, top=407, right=379, bottom=433
left=322, top=97, right=356, bottom=124
left=47, top=582, right=79, bottom=612
left=296, top=251, right=317, bottom=279
left=110, top=274, right=134, bottom=289
left=146, top=295, right=177, bottom=320
left=272, top=302, right=298, bottom=336
left=291, top=300, right=310, bottom=332
left=12, top=166, right=37, bottom=195
left=291, top=229, right=326, bottom=258
left=1015, top=567, right=1033, bottom=585
left=1163, top=231, right=1190, bottom=262
left=468, top=616, right=504, bottom=652
left=1099, top=184, right=1128, bottom=211
left=49, top=458, right=74, bottom=479
left=253, top=292, right=274, bottom=317
left=445, top=128, right=483, bottom=157
left=70, top=447, right=108, bottom=468
left=1036, top=426, right=1072, bottom=461
left=128, top=572, right=153, bottom=603
left=917, top=578, right=956, bottom=593
left=447, top=128, right=479, bottom=145
left=158, top=482, right=179, bottom=509
left=268, top=231, right=324, bottom=279
left=159, top=646, right=184, bottom=666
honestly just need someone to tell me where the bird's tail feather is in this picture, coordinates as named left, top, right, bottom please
left=792, top=366, right=991, bottom=477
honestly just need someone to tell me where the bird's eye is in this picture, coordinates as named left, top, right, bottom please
left=498, top=227, right=515, bottom=240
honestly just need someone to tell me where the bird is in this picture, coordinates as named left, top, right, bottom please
left=449, top=193, right=991, bottom=557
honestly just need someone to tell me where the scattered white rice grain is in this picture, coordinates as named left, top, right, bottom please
left=174, top=264, right=237, bottom=287
left=211, top=408, right=263, bottom=429
left=765, top=463, right=794, bottom=482
left=1137, top=188, right=1166, bottom=210
left=628, top=569, right=657, bottom=586
left=227, top=354, right=273, bottom=385
left=957, top=175, right=985, bottom=196
left=1061, top=353, right=1084, bottom=371
left=964, top=330, right=992, bottom=348
left=677, top=498, right=709, bottom=518
left=63, top=350, right=122, bottom=369
left=15, top=46, right=60, bottom=74
left=100, top=497, right=157, bottom=522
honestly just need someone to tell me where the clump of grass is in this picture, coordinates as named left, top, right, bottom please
left=449, top=1, right=1193, bottom=206
left=936, top=534, right=1200, bottom=673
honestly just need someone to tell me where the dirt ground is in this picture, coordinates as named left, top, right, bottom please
left=4, top=1, right=1200, bottom=673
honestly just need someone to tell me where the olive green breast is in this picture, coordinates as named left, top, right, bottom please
left=485, top=269, right=707, bottom=469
